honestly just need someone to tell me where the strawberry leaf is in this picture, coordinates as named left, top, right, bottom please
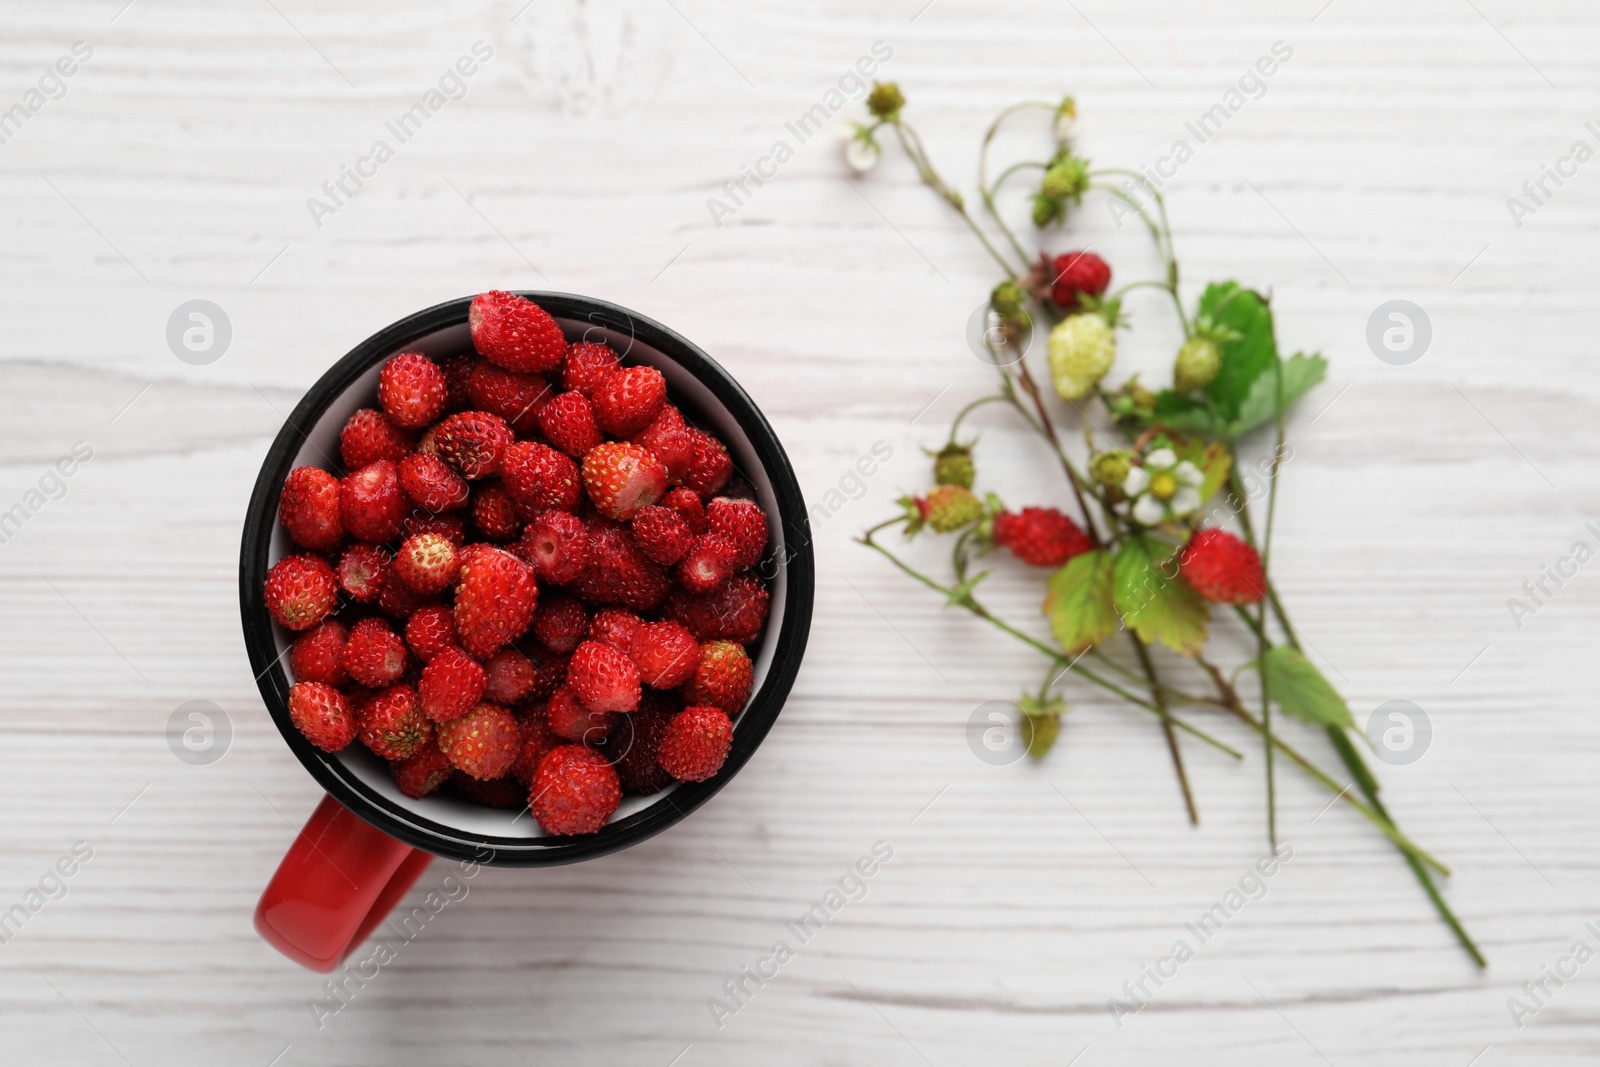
left=1152, top=390, right=1215, bottom=434
left=1112, top=537, right=1209, bottom=656
left=1199, top=283, right=1276, bottom=423
left=1261, top=646, right=1353, bottom=729
left=1226, top=352, right=1328, bottom=438
left=1044, top=549, right=1117, bottom=655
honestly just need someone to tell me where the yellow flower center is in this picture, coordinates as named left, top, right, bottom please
left=1149, top=471, right=1179, bottom=500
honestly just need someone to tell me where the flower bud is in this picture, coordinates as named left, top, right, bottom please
left=866, top=81, right=905, bottom=120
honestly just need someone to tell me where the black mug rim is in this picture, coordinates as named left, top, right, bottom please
left=238, top=292, right=814, bottom=867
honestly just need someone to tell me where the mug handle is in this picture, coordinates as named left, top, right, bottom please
left=254, top=794, right=434, bottom=972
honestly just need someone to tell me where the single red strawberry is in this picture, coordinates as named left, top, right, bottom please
left=531, top=745, right=621, bottom=835
left=537, top=390, right=603, bottom=458
left=405, top=603, right=459, bottom=662
left=707, top=497, right=768, bottom=570
left=336, top=543, right=389, bottom=604
left=660, top=487, right=709, bottom=535
left=501, top=441, right=583, bottom=513
left=467, top=362, right=551, bottom=435
left=522, top=644, right=568, bottom=699
left=665, top=573, right=769, bottom=644
left=573, top=520, right=670, bottom=611
left=482, top=648, right=538, bottom=704
left=358, top=684, right=430, bottom=759
left=341, top=460, right=408, bottom=544
left=434, top=411, right=513, bottom=480
left=631, top=405, right=693, bottom=485
left=377, top=568, right=432, bottom=620
left=436, top=702, right=520, bottom=779
left=279, top=466, right=344, bottom=553
left=470, top=482, right=523, bottom=542
left=676, top=534, right=739, bottom=593
left=390, top=743, right=453, bottom=798
left=683, top=640, right=753, bottom=713
left=513, top=508, right=590, bottom=584
left=398, top=452, right=469, bottom=513
left=344, top=617, right=408, bottom=688
left=631, top=504, right=693, bottom=565
left=453, top=545, right=539, bottom=659
left=288, top=681, right=357, bottom=752
left=657, top=706, right=733, bottom=782
left=588, top=607, right=643, bottom=650
left=418, top=647, right=487, bottom=722
left=451, top=770, right=526, bottom=808
left=545, top=683, right=617, bottom=742
left=582, top=441, right=666, bottom=521
left=264, top=554, right=338, bottom=631
left=470, top=291, right=567, bottom=373
left=378, top=351, right=449, bottom=429
left=1049, top=250, right=1111, bottom=311
left=993, top=507, right=1092, bottom=567
left=682, top=428, right=733, bottom=497
left=532, top=593, right=588, bottom=653
left=560, top=340, right=620, bottom=397
left=438, top=353, right=481, bottom=414
left=605, top=694, right=678, bottom=794
left=629, top=621, right=701, bottom=690
left=394, top=532, right=460, bottom=595
left=1179, top=528, right=1266, bottom=605
left=591, top=365, right=667, bottom=437
left=400, top=511, right=467, bottom=546
left=511, top=712, right=562, bottom=787
left=289, top=619, right=348, bottom=687
left=566, top=639, right=640, bottom=713
left=339, top=408, right=413, bottom=471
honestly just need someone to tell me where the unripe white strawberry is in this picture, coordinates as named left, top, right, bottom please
left=1173, top=336, right=1221, bottom=393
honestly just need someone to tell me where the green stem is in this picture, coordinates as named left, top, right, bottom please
left=977, top=100, right=1055, bottom=264
left=1258, top=359, right=1286, bottom=847
left=947, top=394, right=1007, bottom=444
left=893, top=120, right=1021, bottom=279
left=1129, top=632, right=1199, bottom=825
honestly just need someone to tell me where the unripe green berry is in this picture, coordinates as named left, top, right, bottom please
left=1173, top=337, right=1222, bottom=393
left=932, top=443, right=975, bottom=489
left=867, top=82, right=905, bottom=119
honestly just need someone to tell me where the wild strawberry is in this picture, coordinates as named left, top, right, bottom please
left=591, top=365, right=667, bottom=437
left=434, top=411, right=513, bottom=480
left=438, top=353, right=481, bottom=414
left=661, top=487, right=709, bottom=535
left=344, top=617, right=408, bottom=688
left=523, top=644, right=568, bottom=699
left=684, top=640, right=753, bottom=713
left=482, top=648, right=538, bottom=705
left=358, top=684, right=430, bottom=760
left=401, top=511, right=466, bottom=546
left=1173, top=336, right=1222, bottom=393
left=567, top=639, right=641, bottom=713
left=453, top=545, right=539, bottom=660
left=629, top=621, right=700, bottom=690
left=451, top=771, right=525, bottom=808
left=279, top=466, right=344, bottom=553
left=532, top=593, right=588, bottom=653
left=514, top=509, right=589, bottom=584
left=501, top=441, right=582, bottom=513
left=1178, top=528, right=1266, bottom=605
left=405, top=604, right=459, bottom=662
left=390, top=743, right=452, bottom=798
left=394, top=532, right=460, bottom=595
left=418, top=647, right=487, bottom=722
left=398, top=452, right=469, bottom=513
left=631, top=405, right=693, bottom=485
left=377, top=568, right=432, bottom=620
left=341, top=460, right=407, bottom=543
left=665, top=574, right=769, bottom=644
left=339, top=408, right=413, bottom=471
left=682, top=428, right=733, bottom=497
left=467, top=362, right=551, bottom=435
left=264, top=554, right=338, bottom=631
left=574, top=520, right=670, bottom=611
left=657, top=706, right=733, bottom=783
left=1048, top=250, right=1111, bottom=311
left=436, top=702, right=520, bottom=779
left=377, top=351, right=448, bottom=429
left=537, top=391, right=603, bottom=458
left=1048, top=311, right=1117, bottom=400
left=582, top=441, right=666, bottom=520
left=707, top=497, right=768, bottom=569
left=531, top=745, right=621, bottom=835
left=336, top=543, right=389, bottom=604
left=288, top=681, right=356, bottom=752
left=545, top=684, right=617, bottom=743
left=470, top=483, right=523, bottom=542
left=290, top=619, right=348, bottom=687
left=631, top=504, right=694, bottom=565
left=904, top=485, right=982, bottom=535
left=993, top=507, right=1092, bottom=567
left=589, top=608, right=643, bottom=650
left=469, top=290, right=567, bottom=373
left=606, top=695, right=677, bottom=794
left=511, top=712, right=562, bottom=787
left=560, top=340, right=620, bottom=396
left=676, top=534, right=739, bottom=593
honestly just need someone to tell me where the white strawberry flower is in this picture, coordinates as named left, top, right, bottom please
left=841, top=125, right=881, bottom=173
left=1118, top=447, right=1204, bottom=526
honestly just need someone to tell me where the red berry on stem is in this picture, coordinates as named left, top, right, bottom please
left=1049, top=251, right=1111, bottom=311
left=1178, top=528, right=1266, bottom=605
left=993, top=507, right=1092, bottom=567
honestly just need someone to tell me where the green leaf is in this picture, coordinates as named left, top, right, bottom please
left=1176, top=439, right=1233, bottom=503
left=1261, top=646, right=1353, bottom=729
left=1044, top=549, right=1117, bottom=655
left=1198, top=282, right=1276, bottom=422
left=1112, top=537, right=1209, bottom=656
left=1226, top=352, right=1328, bottom=438
left=1152, top=390, right=1215, bottom=434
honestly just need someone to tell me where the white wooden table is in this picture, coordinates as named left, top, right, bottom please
left=2, top=1, right=1596, bottom=1062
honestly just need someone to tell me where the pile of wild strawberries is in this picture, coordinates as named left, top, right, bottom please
left=262, top=291, right=771, bottom=835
